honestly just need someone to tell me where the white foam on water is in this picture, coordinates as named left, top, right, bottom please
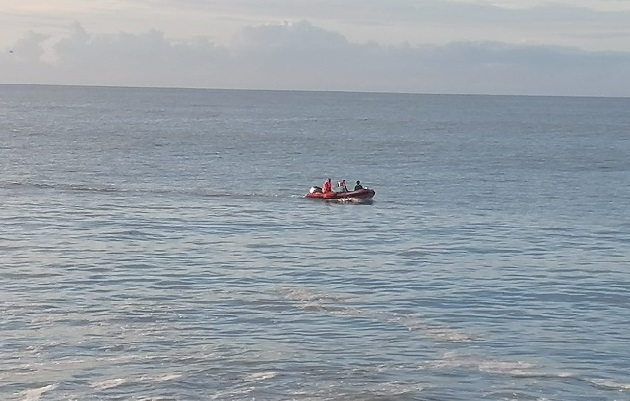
left=154, top=373, right=183, bottom=382
left=97, top=354, right=145, bottom=363
left=244, top=371, right=277, bottom=382
left=286, top=381, right=423, bottom=400
left=91, top=378, right=127, bottom=390
left=367, top=382, right=424, bottom=396
left=26, top=341, right=65, bottom=355
left=139, top=373, right=183, bottom=383
left=427, top=351, right=539, bottom=375
left=477, top=360, right=539, bottom=375
left=134, top=398, right=175, bottom=401
left=284, top=288, right=354, bottom=303
left=382, top=313, right=475, bottom=342
left=209, top=386, right=255, bottom=400
left=19, top=384, right=58, bottom=401
left=426, top=351, right=580, bottom=382
left=590, top=378, right=630, bottom=391
left=284, top=287, right=474, bottom=342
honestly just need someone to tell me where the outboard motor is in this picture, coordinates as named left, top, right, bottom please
left=309, top=186, right=323, bottom=194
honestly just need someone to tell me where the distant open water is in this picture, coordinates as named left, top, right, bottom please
left=1, top=85, right=629, bottom=400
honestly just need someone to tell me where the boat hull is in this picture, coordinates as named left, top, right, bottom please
left=305, top=188, right=375, bottom=201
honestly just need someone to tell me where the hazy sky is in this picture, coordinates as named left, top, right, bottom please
left=2, top=0, right=630, bottom=96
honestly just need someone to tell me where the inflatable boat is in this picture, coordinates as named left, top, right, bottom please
left=305, top=186, right=375, bottom=201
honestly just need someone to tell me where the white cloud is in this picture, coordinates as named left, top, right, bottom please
left=10, top=31, right=51, bottom=62
left=2, top=0, right=630, bottom=52
left=1, top=21, right=629, bottom=97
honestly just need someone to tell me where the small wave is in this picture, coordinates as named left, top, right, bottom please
left=284, top=288, right=355, bottom=303
left=423, top=351, right=581, bottom=381
left=91, top=378, right=127, bottom=390
left=590, top=378, right=630, bottom=391
left=244, top=371, right=277, bottom=382
left=478, top=360, right=540, bottom=375
left=384, top=314, right=475, bottom=342
left=287, top=381, right=423, bottom=400
left=20, top=384, right=58, bottom=401
left=139, top=373, right=182, bottom=383
left=430, top=355, right=630, bottom=394
left=359, top=382, right=424, bottom=398
left=209, top=386, right=255, bottom=400
left=428, top=352, right=538, bottom=373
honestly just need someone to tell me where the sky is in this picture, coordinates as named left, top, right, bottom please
left=1, top=0, right=630, bottom=96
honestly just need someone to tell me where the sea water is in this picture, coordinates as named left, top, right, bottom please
left=1, top=85, right=629, bottom=400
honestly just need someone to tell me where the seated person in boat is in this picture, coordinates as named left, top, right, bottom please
left=337, top=180, right=348, bottom=192
left=354, top=180, right=363, bottom=191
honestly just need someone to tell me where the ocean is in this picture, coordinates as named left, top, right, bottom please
left=1, top=85, right=629, bottom=400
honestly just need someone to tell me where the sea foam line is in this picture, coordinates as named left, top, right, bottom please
left=283, top=287, right=474, bottom=342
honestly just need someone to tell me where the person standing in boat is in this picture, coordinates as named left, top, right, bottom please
left=322, top=178, right=332, bottom=193
left=354, top=180, right=363, bottom=191
left=337, top=179, right=348, bottom=192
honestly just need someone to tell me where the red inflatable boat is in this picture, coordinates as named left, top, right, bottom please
left=305, top=187, right=375, bottom=201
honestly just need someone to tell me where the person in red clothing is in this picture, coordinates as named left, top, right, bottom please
left=322, top=178, right=332, bottom=193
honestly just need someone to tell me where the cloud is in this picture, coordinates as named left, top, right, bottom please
left=4, top=0, right=630, bottom=51
left=137, top=0, right=630, bottom=44
left=10, top=31, right=50, bottom=62
left=1, top=21, right=629, bottom=97
left=232, top=20, right=348, bottom=49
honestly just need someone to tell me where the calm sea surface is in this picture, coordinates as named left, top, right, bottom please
left=1, top=85, right=629, bottom=400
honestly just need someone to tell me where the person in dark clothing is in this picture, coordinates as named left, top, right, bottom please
left=354, top=180, right=363, bottom=191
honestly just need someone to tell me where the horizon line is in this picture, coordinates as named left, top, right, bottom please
left=1, top=83, right=628, bottom=100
